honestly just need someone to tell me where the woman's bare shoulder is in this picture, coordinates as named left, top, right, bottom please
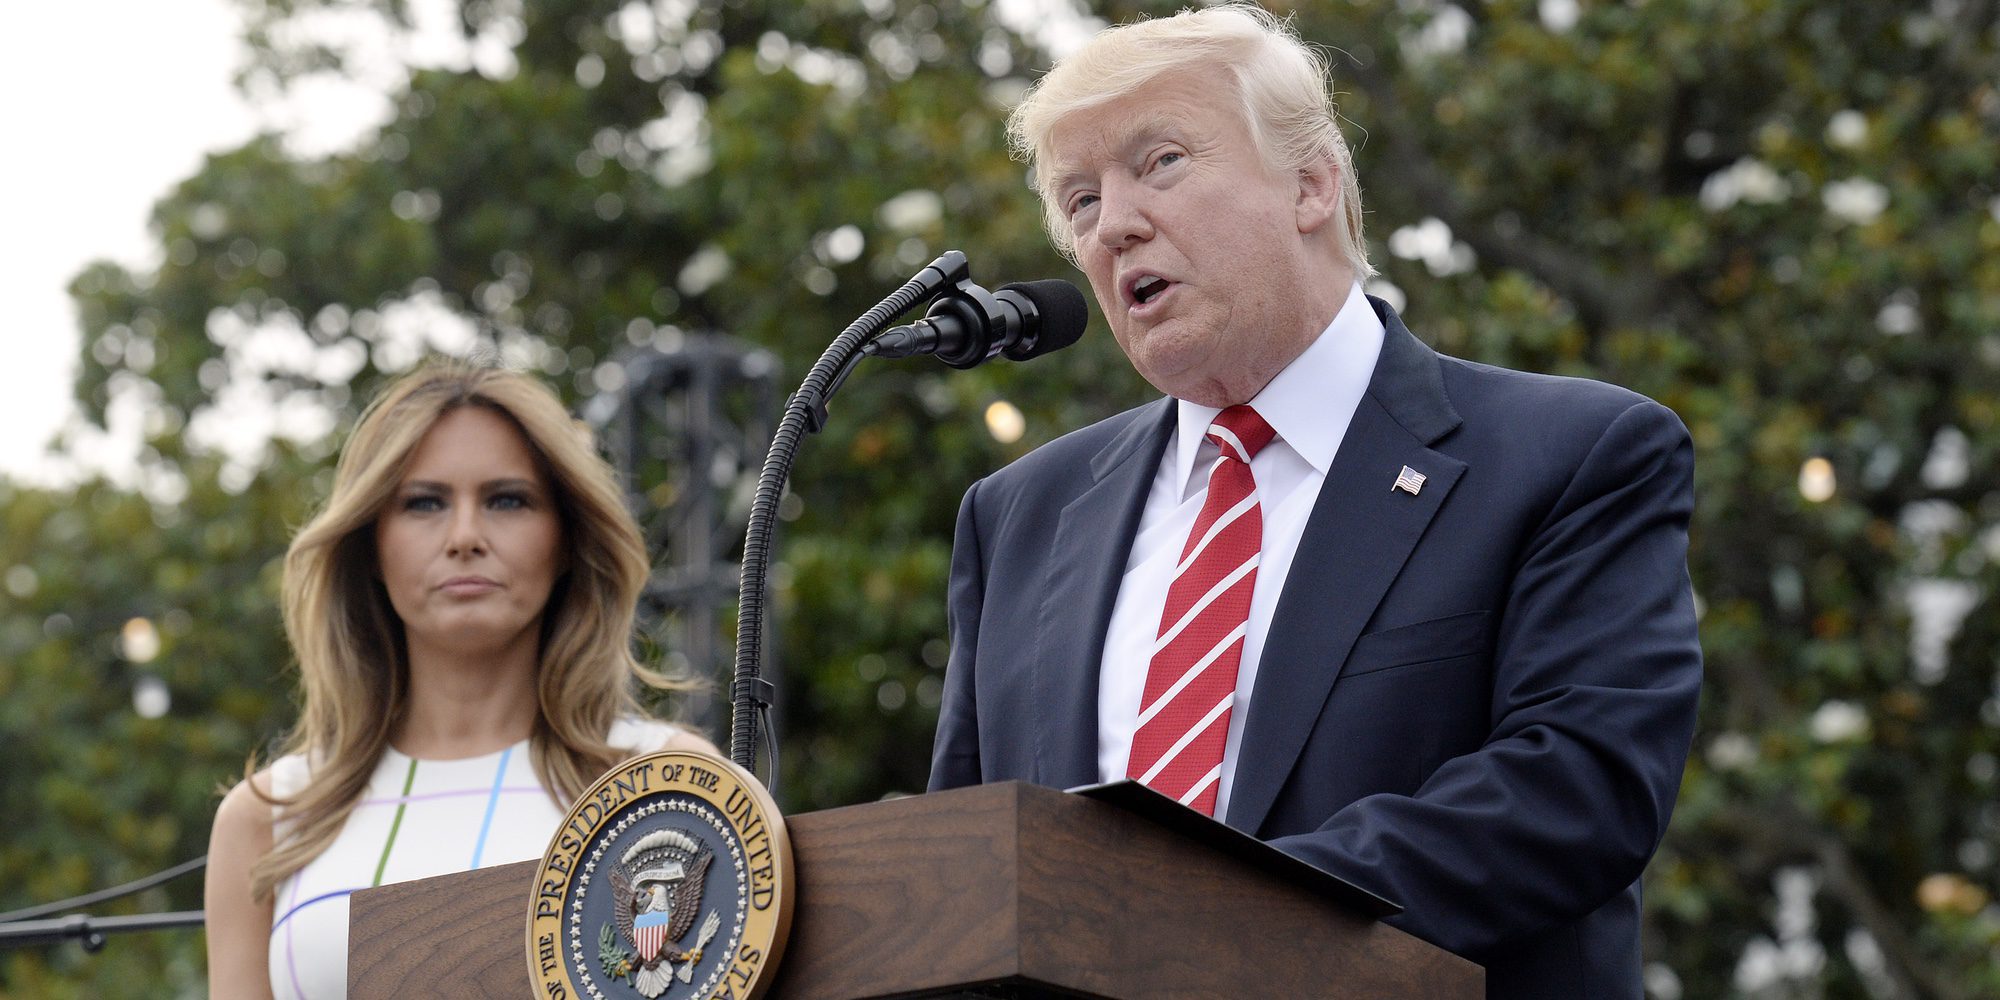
left=206, top=769, right=278, bottom=999
left=659, top=726, right=720, bottom=756
left=608, top=717, right=719, bottom=757
left=211, top=769, right=277, bottom=846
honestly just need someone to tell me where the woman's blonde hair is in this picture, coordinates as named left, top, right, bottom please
left=248, top=359, right=682, bottom=901
left=1007, top=2, right=1374, bottom=278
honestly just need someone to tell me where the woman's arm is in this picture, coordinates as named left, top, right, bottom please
left=204, top=774, right=277, bottom=1000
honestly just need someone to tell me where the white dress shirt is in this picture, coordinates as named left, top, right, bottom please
left=1097, top=280, right=1385, bottom=818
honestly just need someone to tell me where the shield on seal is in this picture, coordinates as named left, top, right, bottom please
left=633, top=909, right=672, bottom=963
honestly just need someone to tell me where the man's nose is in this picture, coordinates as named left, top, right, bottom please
left=1094, top=175, right=1154, bottom=250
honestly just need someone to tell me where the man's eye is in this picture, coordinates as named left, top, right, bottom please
left=1068, top=193, right=1098, bottom=216
left=1153, top=151, right=1183, bottom=170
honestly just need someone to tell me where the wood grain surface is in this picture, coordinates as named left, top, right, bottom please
left=347, top=782, right=1482, bottom=999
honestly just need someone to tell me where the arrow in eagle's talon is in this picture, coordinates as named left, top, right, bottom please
left=679, top=910, right=722, bottom=983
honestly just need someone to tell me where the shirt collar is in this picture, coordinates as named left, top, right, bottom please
left=1169, top=280, right=1386, bottom=493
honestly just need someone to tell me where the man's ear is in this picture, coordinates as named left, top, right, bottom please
left=1295, top=157, right=1341, bottom=235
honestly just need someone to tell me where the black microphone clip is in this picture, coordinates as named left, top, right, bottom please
left=866, top=275, right=1087, bottom=369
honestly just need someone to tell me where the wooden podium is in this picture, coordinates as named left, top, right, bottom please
left=348, top=781, right=1482, bottom=998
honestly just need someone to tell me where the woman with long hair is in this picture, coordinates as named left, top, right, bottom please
left=204, top=361, right=714, bottom=999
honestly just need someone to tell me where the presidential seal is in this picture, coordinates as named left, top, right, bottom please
left=528, top=750, right=792, bottom=1000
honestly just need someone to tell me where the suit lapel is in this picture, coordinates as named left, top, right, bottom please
left=1032, top=400, right=1176, bottom=789
left=1225, top=300, right=1466, bottom=834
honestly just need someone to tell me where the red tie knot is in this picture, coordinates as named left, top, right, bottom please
left=1207, top=405, right=1275, bottom=463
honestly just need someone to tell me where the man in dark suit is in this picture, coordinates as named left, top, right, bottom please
left=925, top=6, right=1702, bottom=998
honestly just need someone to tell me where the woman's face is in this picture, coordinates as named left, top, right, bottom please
left=375, top=405, right=565, bottom=663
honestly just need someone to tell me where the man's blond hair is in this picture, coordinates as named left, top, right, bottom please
left=1007, top=3, right=1372, bottom=277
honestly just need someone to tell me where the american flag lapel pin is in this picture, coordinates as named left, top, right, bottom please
left=1392, top=465, right=1427, bottom=496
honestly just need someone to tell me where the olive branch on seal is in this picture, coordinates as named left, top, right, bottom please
left=597, top=922, right=636, bottom=981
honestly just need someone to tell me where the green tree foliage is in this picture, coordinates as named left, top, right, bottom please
left=2, top=1, right=1996, bottom=996
left=0, top=461, right=307, bottom=996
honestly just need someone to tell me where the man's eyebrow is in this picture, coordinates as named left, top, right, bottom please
left=1048, top=110, right=1190, bottom=193
left=1113, top=110, right=1186, bottom=151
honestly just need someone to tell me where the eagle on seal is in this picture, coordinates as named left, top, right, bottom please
left=609, top=829, right=714, bottom=997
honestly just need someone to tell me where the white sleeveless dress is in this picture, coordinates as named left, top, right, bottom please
left=265, top=718, right=685, bottom=1000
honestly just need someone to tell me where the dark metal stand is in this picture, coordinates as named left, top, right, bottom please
left=0, top=911, right=207, bottom=952
left=590, top=332, right=781, bottom=737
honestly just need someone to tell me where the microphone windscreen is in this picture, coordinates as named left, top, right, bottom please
left=1001, top=279, right=1090, bottom=360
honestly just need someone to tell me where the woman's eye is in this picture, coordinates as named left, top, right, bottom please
left=403, top=495, right=444, bottom=513
left=489, top=492, right=530, bottom=511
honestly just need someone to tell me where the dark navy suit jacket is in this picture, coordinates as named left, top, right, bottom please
left=927, top=298, right=1702, bottom=999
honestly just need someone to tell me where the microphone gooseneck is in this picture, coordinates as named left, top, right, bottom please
left=733, top=250, right=971, bottom=784
left=733, top=254, right=1091, bottom=791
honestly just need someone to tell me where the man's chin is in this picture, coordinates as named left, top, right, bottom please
left=1123, top=328, right=1202, bottom=379
left=1129, top=347, right=1235, bottom=405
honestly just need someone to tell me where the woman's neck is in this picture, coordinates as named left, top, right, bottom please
left=392, top=639, right=540, bottom=760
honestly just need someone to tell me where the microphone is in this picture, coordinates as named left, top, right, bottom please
left=865, top=278, right=1089, bottom=369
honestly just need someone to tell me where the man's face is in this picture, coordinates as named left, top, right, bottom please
left=1047, top=64, right=1341, bottom=406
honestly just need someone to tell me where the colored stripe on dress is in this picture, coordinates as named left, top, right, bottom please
left=359, top=785, right=541, bottom=808
left=469, top=744, right=514, bottom=869
left=272, top=887, right=358, bottom=934
left=371, top=757, right=419, bottom=887
left=276, top=884, right=363, bottom=1000
left=282, top=870, right=310, bottom=1000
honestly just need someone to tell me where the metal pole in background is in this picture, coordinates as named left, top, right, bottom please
left=586, top=330, right=780, bottom=741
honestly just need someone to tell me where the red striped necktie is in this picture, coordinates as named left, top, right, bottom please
left=1126, top=404, right=1276, bottom=816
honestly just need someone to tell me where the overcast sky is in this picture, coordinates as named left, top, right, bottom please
left=0, top=0, right=1089, bottom=488
left=0, top=1, right=259, bottom=484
